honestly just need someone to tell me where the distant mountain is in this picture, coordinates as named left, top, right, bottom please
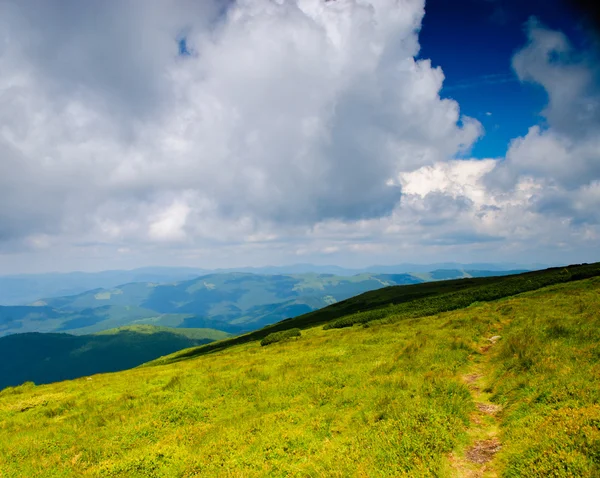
left=0, top=263, right=544, bottom=305
left=0, top=267, right=209, bottom=305
left=0, top=272, right=423, bottom=337
left=0, top=325, right=229, bottom=389
left=215, top=262, right=545, bottom=275
left=354, top=263, right=543, bottom=274
left=0, top=270, right=528, bottom=337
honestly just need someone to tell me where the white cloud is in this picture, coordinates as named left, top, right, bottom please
left=485, top=19, right=600, bottom=227
left=386, top=19, right=600, bottom=264
left=149, top=201, right=190, bottom=242
left=0, top=5, right=598, bottom=272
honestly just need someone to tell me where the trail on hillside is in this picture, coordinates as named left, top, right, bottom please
left=449, top=335, right=503, bottom=477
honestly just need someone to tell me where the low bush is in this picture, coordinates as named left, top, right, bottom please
left=260, top=328, right=301, bottom=346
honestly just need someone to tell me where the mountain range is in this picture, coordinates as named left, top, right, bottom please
left=0, top=269, right=526, bottom=338
left=0, top=263, right=544, bottom=305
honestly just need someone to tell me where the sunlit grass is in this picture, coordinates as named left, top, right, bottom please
left=0, top=278, right=598, bottom=476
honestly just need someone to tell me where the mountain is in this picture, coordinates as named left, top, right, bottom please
left=2, top=263, right=594, bottom=392
left=0, top=263, right=541, bottom=305
left=0, top=267, right=209, bottom=305
left=0, top=270, right=531, bottom=338
left=209, top=262, right=545, bottom=275
left=0, top=272, right=424, bottom=336
left=1, top=262, right=598, bottom=477
left=355, top=262, right=546, bottom=273
left=0, top=325, right=229, bottom=389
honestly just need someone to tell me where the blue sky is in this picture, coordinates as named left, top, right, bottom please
left=0, top=0, right=598, bottom=273
left=419, top=0, right=588, bottom=158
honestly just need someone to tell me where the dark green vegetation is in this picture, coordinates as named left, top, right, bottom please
left=0, top=325, right=229, bottom=389
left=0, top=267, right=598, bottom=476
left=150, top=262, right=599, bottom=366
left=260, top=328, right=301, bottom=346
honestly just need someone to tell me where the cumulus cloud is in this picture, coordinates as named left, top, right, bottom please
left=389, top=20, right=600, bottom=264
left=0, top=0, right=481, bottom=252
left=485, top=18, right=600, bottom=225
left=0, top=4, right=597, bottom=272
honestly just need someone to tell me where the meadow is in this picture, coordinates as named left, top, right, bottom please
left=0, top=274, right=598, bottom=476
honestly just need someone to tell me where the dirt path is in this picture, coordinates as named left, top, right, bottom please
left=448, top=336, right=503, bottom=477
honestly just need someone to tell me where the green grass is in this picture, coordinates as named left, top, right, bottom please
left=149, top=262, right=600, bottom=366
left=486, top=280, right=600, bottom=477
left=0, top=304, right=479, bottom=477
left=0, top=274, right=599, bottom=476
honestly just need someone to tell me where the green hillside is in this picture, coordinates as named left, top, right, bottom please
left=0, top=264, right=599, bottom=476
left=0, top=268, right=540, bottom=389
left=0, top=325, right=229, bottom=389
left=0, top=267, right=210, bottom=306
left=149, top=262, right=600, bottom=365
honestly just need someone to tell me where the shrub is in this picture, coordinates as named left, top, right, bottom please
left=260, top=328, right=301, bottom=346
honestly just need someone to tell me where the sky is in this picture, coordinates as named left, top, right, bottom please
left=0, top=0, right=599, bottom=273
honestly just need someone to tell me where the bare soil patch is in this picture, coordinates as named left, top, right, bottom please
left=464, top=373, right=482, bottom=384
left=476, top=402, right=502, bottom=415
left=466, top=438, right=502, bottom=464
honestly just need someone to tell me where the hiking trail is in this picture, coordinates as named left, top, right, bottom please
left=449, top=335, right=503, bottom=477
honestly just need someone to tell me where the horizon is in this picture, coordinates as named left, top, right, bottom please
left=0, top=260, right=565, bottom=278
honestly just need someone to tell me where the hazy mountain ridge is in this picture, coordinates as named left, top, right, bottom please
left=1, top=269, right=529, bottom=338
left=0, top=272, right=425, bottom=337
left=0, top=263, right=542, bottom=305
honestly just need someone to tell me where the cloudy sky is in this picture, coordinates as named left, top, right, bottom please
left=0, top=0, right=599, bottom=273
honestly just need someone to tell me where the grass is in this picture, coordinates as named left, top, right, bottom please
left=0, top=307, right=478, bottom=477
left=486, top=280, right=600, bottom=476
left=1, top=274, right=599, bottom=476
left=148, top=262, right=600, bottom=366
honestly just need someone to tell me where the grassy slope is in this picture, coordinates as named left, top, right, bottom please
left=488, top=280, right=600, bottom=476
left=0, top=276, right=599, bottom=476
left=150, top=262, right=600, bottom=365
left=0, top=325, right=229, bottom=389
